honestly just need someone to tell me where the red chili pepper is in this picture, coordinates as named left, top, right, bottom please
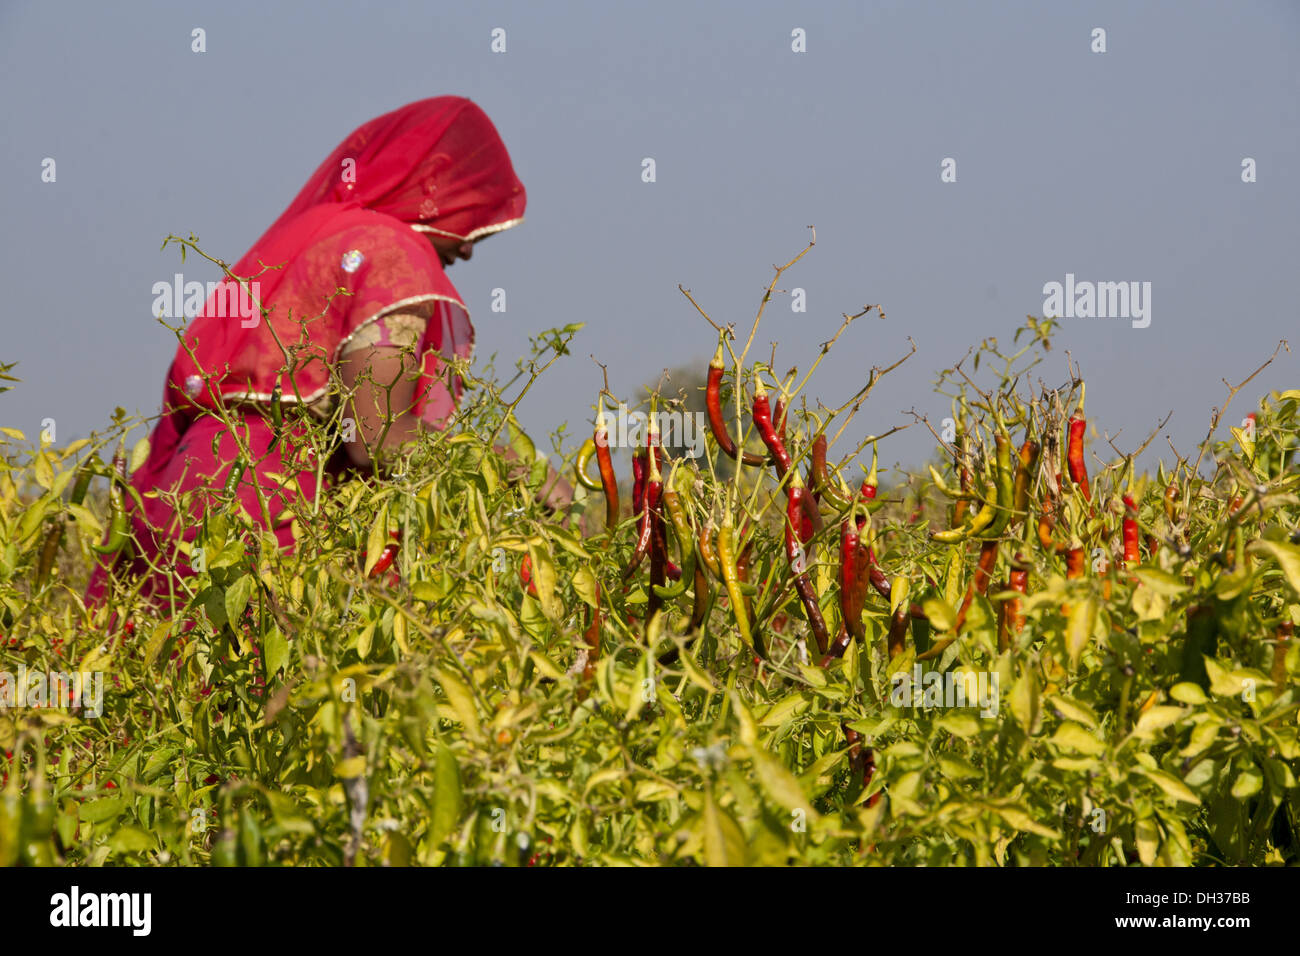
left=369, top=542, right=400, bottom=579
left=752, top=376, right=791, bottom=476
left=706, top=335, right=766, bottom=467
left=594, top=408, right=620, bottom=532
left=998, top=554, right=1029, bottom=651
left=954, top=540, right=999, bottom=632
left=625, top=452, right=662, bottom=581
left=862, top=747, right=879, bottom=808
left=841, top=724, right=875, bottom=802
left=689, top=565, right=710, bottom=632
left=1121, top=493, right=1140, bottom=569
left=1013, top=438, right=1040, bottom=520
left=785, top=472, right=830, bottom=656
left=752, top=376, right=822, bottom=541
left=860, top=448, right=879, bottom=503
left=1037, top=494, right=1069, bottom=555
left=820, top=629, right=851, bottom=666
left=631, top=450, right=647, bottom=519
left=885, top=601, right=909, bottom=660
left=698, top=519, right=721, bottom=580
left=1066, top=546, right=1086, bottom=579
left=840, top=519, right=863, bottom=642
left=519, top=552, right=539, bottom=597
left=1067, top=405, right=1090, bottom=503
left=1164, top=481, right=1179, bottom=523
left=647, top=460, right=668, bottom=619
left=810, top=433, right=854, bottom=510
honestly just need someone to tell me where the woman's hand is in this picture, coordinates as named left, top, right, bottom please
left=493, top=443, right=593, bottom=537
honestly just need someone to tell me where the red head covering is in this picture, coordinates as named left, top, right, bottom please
left=136, top=96, right=525, bottom=487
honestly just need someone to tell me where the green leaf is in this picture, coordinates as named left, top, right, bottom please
left=263, top=626, right=289, bottom=677
left=202, top=586, right=228, bottom=629
left=80, top=797, right=124, bottom=824
left=108, top=826, right=154, bottom=854
left=1066, top=597, right=1097, bottom=669
left=363, top=501, right=390, bottom=577
left=1009, top=666, right=1041, bottom=735
left=224, top=573, right=255, bottom=627
left=356, top=621, right=375, bottom=661
left=1132, top=567, right=1188, bottom=596
left=1135, top=816, right=1159, bottom=865
left=433, top=667, right=481, bottom=738
left=129, top=436, right=151, bottom=475
left=334, top=756, right=366, bottom=779
left=921, top=597, right=957, bottom=632
left=1134, top=705, right=1186, bottom=738
left=33, top=451, right=54, bottom=490
left=992, top=804, right=1061, bottom=839
left=1230, top=767, right=1263, bottom=799
left=1169, top=682, right=1208, bottom=705
left=1249, top=540, right=1300, bottom=597
left=1050, top=721, right=1106, bottom=755
left=1136, top=766, right=1200, bottom=804
left=751, top=748, right=816, bottom=818
left=1046, top=695, right=1099, bottom=729
left=572, top=566, right=599, bottom=608
left=700, top=791, right=748, bottom=866
left=429, top=745, right=462, bottom=849
left=934, top=712, right=982, bottom=738
left=526, top=539, right=560, bottom=620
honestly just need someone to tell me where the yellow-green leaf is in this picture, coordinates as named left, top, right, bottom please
left=700, top=791, right=748, bottom=866
left=363, top=502, right=390, bottom=577
left=433, top=667, right=481, bottom=738
left=1249, top=540, right=1300, bottom=598
left=1066, top=596, right=1097, bottom=669
left=1051, top=721, right=1106, bottom=755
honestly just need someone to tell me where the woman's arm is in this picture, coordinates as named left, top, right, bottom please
left=336, top=321, right=588, bottom=532
left=336, top=341, right=422, bottom=470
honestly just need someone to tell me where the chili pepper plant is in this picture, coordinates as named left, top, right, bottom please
left=0, top=240, right=1298, bottom=867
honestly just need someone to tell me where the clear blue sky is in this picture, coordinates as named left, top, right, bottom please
left=3, top=0, right=1297, bottom=480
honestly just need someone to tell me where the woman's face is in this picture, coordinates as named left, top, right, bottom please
left=426, top=233, right=475, bottom=267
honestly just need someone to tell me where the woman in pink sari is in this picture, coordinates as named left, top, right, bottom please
left=86, top=97, right=527, bottom=611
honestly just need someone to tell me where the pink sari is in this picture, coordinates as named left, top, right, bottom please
left=85, top=97, right=526, bottom=611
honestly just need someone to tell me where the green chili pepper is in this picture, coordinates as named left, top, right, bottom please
left=976, top=432, right=1016, bottom=539
left=651, top=478, right=697, bottom=600
left=33, top=515, right=66, bottom=591
left=266, top=382, right=284, bottom=452
left=92, top=441, right=129, bottom=556
left=224, top=458, right=247, bottom=499
left=574, top=438, right=603, bottom=492
left=717, top=516, right=755, bottom=654
left=68, top=459, right=96, bottom=508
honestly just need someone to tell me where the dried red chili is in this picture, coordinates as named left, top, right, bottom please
left=706, top=335, right=767, bottom=467
left=785, top=471, right=830, bottom=656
